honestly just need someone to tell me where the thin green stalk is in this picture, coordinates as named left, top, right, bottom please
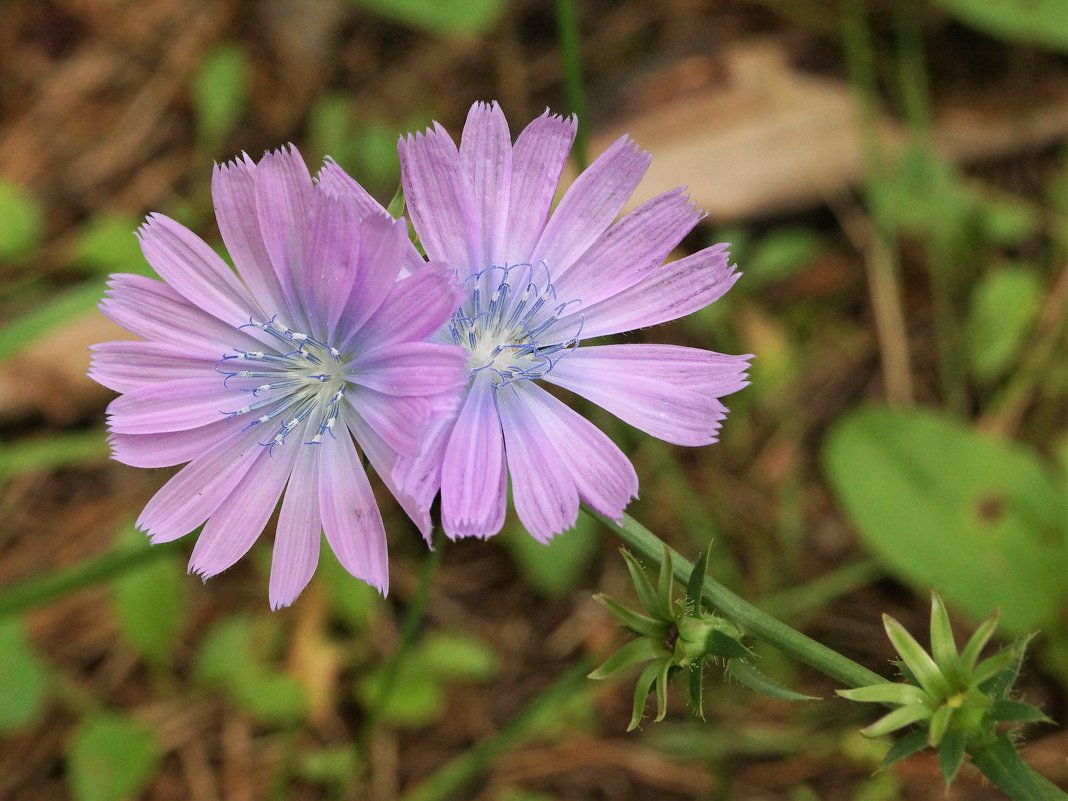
left=555, top=0, right=588, bottom=169
left=360, top=538, right=445, bottom=746
left=0, top=540, right=184, bottom=617
left=589, top=509, right=885, bottom=689
left=398, top=660, right=591, bottom=801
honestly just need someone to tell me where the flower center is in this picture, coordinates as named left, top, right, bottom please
left=447, top=262, right=582, bottom=388
left=217, top=316, right=347, bottom=451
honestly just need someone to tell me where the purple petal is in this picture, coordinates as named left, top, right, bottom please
left=254, top=145, right=315, bottom=329
left=342, top=404, right=432, bottom=541
left=100, top=274, right=264, bottom=354
left=504, top=110, right=577, bottom=265
left=344, top=388, right=429, bottom=456
left=393, top=414, right=453, bottom=541
left=514, top=381, right=637, bottom=520
left=547, top=243, right=738, bottom=341
left=560, top=344, right=751, bottom=396
left=460, top=101, right=512, bottom=267
left=137, top=213, right=260, bottom=327
left=347, top=341, right=466, bottom=397
left=136, top=425, right=266, bottom=543
left=109, top=419, right=235, bottom=468
left=270, top=440, right=322, bottom=609
left=497, top=383, right=579, bottom=542
left=212, top=155, right=293, bottom=320
left=188, top=423, right=302, bottom=579
left=106, top=377, right=238, bottom=434
left=302, top=191, right=361, bottom=339
left=336, top=215, right=411, bottom=346
left=399, top=124, right=481, bottom=272
left=90, top=340, right=217, bottom=393
left=552, top=189, right=703, bottom=309
left=530, top=135, right=650, bottom=277
left=351, top=261, right=464, bottom=349
left=543, top=348, right=735, bottom=446
left=440, top=377, right=506, bottom=539
left=315, top=158, right=424, bottom=273
left=318, top=430, right=389, bottom=593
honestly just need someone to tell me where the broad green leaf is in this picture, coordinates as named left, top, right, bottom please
left=111, top=527, right=187, bottom=665
left=966, top=268, right=1042, bottom=383
left=823, top=408, right=1066, bottom=633
left=350, top=0, right=503, bottom=35
left=0, top=619, right=49, bottom=731
left=67, top=713, right=160, bottom=801
left=192, top=44, right=249, bottom=147
left=503, top=514, right=599, bottom=597
left=727, top=660, right=818, bottom=702
left=0, top=179, right=43, bottom=262
left=933, top=0, right=1068, bottom=52
left=69, top=215, right=145, bottom=275
left=419, top=631, right=500, bottom=681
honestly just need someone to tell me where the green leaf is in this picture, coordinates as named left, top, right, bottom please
left=860, top=703, right=933, bottom=738
left=419, top=631, right=500, bottom=682
left=628, top=660, right=663, bottom=731
left=960, top=609, right=1000, bottom=673
left=653, top=659, right=671, bottom=722
left=192, top=43, right=249, bottom=147
left=684, top=546, right=711, bottom=613
left=972, top=648, right=1019, bottom=686
left=970, top=734, right=1068, bottom=801
left=349, top=0, right=504, bottom=35
left=837, top=682, right=928, bottom=706
left=319, top=548, right=382, bottom=631
left=728, top=660, right=819, bottom=701
left=929, top=592, right=961, bottom=683
left=0, top=282, right=103, bottom=362
left=883, top=615, right=951, bottom=700
left=299, top=745, right=362, bottom=786
left=823, top=408, right=1066, bottom=633
left=67, top=712, right=160, bottom=801
left=988, top=699, right=1052, bottom=724
left=111, top=527, right=187, bottom=665
left=588, top=637, right=667, bottom=680
left=0, top=430, right=109, bottom=481
left=967, top=268, right=1043, bottom=383
left=503, top=514, right=599, bottom=597
left=593, top=594, right=669, bottom=639
left=69, top=215, right=145, bottom=275
left=0, top=179, right=43, bottom=262
left=0, top=619, right=49, bottom=731
left=706, top=629, right=752, bottom=660
left=688, top=663, right=705, bottom=720
left=620, top=549, right=662, bottom=620
left=656, top=547, right=675, bottom=620
left=880, top=728, right=929, bottom=770
left=932, top=0, right=1068, bottom=52
left=927, top=704, right=954, bottom=746
left=939, top=728, right=967, bottom=785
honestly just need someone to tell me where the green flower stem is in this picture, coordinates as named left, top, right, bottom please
left=0, top=540, right=184, bottom=618
left=554, top=0, right=589, bottom=170
left=589, top=509, right=885, bottom=689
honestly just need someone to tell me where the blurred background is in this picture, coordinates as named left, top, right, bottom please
left=0, top=0, right=1066, bottom=799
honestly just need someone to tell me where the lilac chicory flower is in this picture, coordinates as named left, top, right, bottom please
left=90, top=145, right=466, bottom=607
left=396, top=101, right=751, bottom=542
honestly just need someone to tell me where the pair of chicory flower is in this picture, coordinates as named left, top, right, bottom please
left=91, top=102, right=750, bottom=608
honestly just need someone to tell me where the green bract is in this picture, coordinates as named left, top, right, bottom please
left=590, top=547, right=809, bottom=731
left=837, top=592, right=1048, bottom=786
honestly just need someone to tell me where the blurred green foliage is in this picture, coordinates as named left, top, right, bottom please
left=933, top=0, right=1068, bottom=52
left=67, top=713, right=161, bottom=801
left=502, top=511, right=600, bottom=597
left=0, top=619, right=48, bottom=732
left=192, top=43, right=250, bottom=151
left=966, top=266, right=1043, bottom=385
left=824, top=407, right=1066, bottom=633
left=350, top=0, right=503, bottom=35
left=0, top=179, right=43, bottom=263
